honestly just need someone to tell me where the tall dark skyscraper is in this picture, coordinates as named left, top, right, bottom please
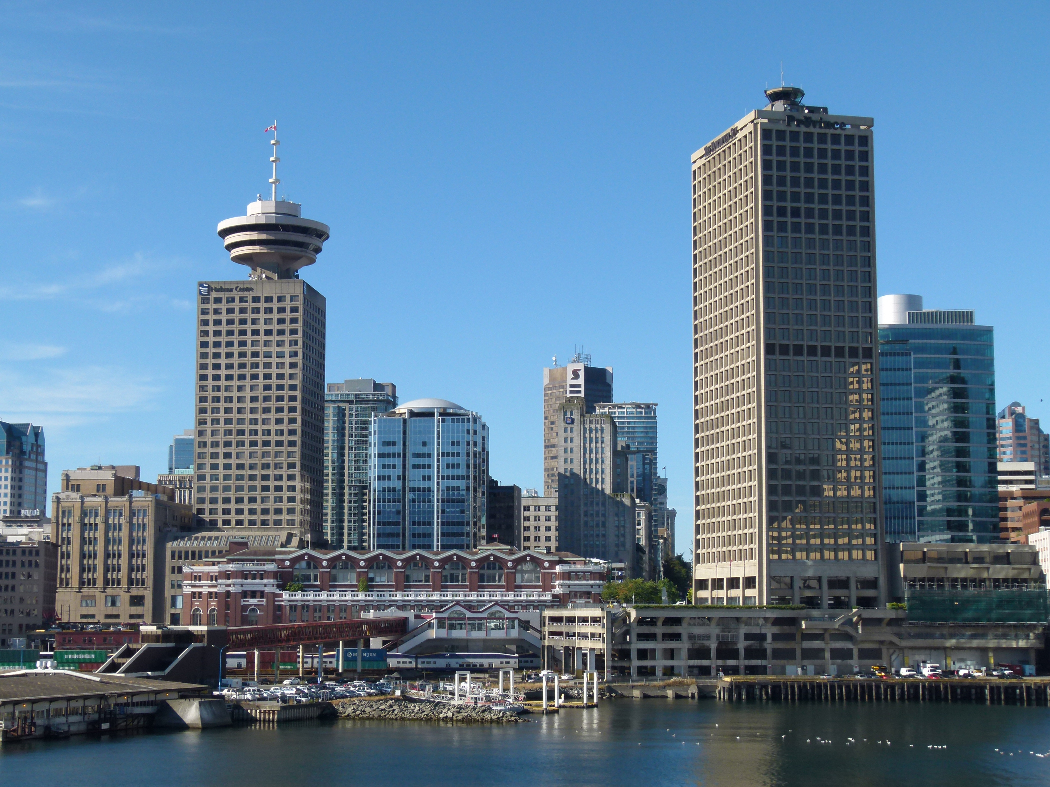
left=192, top=126, right=329, bottom=546
left=692, top=87, right=884, bottom=610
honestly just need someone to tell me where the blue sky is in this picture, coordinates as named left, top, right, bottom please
left=0, top=2, right=1047, bottom=557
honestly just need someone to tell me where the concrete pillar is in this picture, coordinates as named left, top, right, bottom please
left=357, top=638, right=363, bottom=674
left=318, top=643, right=324, bottom=683
left=338, top=641, right=344, bottom=675
left=254, top=648, right=260, bottom=683
left=298, top=644, right=304, bottom=678
left=274, top=649, right=280, bottom=683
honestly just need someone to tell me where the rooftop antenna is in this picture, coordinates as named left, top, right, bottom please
left=264, top=120, right=280, bottom=200
left=780, top=62, right=784, bottom=87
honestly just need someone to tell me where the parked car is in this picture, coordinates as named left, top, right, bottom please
left=897, top=667, right=917, bottom=678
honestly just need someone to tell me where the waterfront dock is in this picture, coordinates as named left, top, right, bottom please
left=229, top=700, right=334, bottom=723
left=717, top=676, right=1050, bottom=705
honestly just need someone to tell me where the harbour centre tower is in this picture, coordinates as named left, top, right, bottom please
left=692, top=87, right=885, bottom=609
left=192, top=128, right=329, bottom=546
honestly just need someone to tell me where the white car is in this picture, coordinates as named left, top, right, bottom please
left=897, top=667, right=917, bottom=678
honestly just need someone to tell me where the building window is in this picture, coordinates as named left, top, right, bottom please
left=405, top=561, right=430, bottom=584
left=515, top=561, right=540, bottom=584
left=442, top=562, right=466, bottom=584
left=479, top=561, right=504, bottom=585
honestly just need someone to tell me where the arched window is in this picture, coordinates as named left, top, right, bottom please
left=447, top=610, right=467, bottom=631
left=246, top=607, right=259, bottom=626
left=368, top=562, right=391, bottom=584
left=515, top=561, right=541, bottom=585
left=331, top=560, right=356, bottom=584
left=208, top=608, right=218, bottom=626
left=191, top=608, right=202, bottom=626
left=479, top=561, right=504, bottom=585
left=486, top=609, right=506, bottom=632
left=405, top=561, right=430, bottom=584
left=293, top=560, right=319, bottom=584
left=442, top=562, right=466, bottom=584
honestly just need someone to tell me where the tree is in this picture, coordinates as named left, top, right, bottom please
left=601, top=577, right=680, bottom=605
left=662, top=554, right=691, bottom=601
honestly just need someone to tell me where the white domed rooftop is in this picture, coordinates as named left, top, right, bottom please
left=396, top=398, right=467, bottom=412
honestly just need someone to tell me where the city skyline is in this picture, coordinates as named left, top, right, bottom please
left=1, top=5, right=1049, bottom=560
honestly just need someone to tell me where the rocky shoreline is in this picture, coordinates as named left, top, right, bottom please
left=333, top=698, right=526, bottom=724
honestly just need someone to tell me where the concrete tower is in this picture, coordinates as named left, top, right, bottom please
left=192, top=124, right=329, bottom=547
left=691, top=87, right=885, bottom=609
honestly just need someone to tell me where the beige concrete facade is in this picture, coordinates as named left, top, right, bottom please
left=53, top=467, right=198, bottom=625
left=193, top=277, right=325, bottom=548
left=521, top=495, right=558, bottom=551
left=691, top=88, right=883, bottom=607
left=542, top=362, right=612, bottom=496
left=157, top=473, right=193, bottom=507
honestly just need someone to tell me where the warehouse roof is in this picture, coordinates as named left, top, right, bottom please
left=0, top=670, right=206, bottom=704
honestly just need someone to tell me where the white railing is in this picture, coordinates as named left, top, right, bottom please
left=279, top=591, right=554, bottom=603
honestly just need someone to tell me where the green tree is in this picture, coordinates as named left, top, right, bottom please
left=662, top=553, right=691, bottom=600
left=601, top=578, right=679, bottom=605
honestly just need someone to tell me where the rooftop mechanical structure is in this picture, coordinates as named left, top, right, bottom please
left=216, top=123, right=331, bottom=280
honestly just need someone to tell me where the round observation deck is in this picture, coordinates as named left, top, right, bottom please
left=764, top=86, right=805, bottom=108
left=216, top=199, right=330, bottom=278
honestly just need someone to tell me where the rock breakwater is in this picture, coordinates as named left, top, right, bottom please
left=333, top=698, right=525, bottom=724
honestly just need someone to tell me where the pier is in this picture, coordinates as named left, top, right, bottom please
left=229, top=701, right=333, bottom=723
left=717, top=676, right=1050, bottom=705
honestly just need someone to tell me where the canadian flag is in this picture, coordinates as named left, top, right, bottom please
left=264, top=123, right=277, bottom=133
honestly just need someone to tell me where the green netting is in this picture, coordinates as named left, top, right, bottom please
left=905, top=590, right=1049, bottom=623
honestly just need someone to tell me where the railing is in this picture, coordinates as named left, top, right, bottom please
left=280, top=591, right=553, bottom=603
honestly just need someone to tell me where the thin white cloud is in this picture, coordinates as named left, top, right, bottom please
left=0, top=252, right=186, bottom=308
left=18, top=188, right=57, bottom=210
left=0, top=343, right=67, bottom=361
left=0, top=364, right=161, bottom=427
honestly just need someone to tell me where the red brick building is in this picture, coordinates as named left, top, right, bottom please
left=182, top=545, right=605, bottom=628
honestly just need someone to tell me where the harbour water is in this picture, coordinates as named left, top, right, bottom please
left=2, top=700, right=1049, bottom=786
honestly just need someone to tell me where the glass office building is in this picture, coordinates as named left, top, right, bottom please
left=168, top=430, right=195, bottom=475
left=324, top=379, right=397, bottom=550
left=369, top=399, right=488, bottom=551
left=878, top=295, right=998, bottom=543
left=595, top=402, right=658, bottom=501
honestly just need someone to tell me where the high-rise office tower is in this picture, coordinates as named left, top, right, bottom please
left=369, top=399, right=489, bottom=550
left=692, top=87, right=884, bottom=608
left=486, top=478, right=522, bottom=546
left=323, top=379, right=397, bottom=549
left=0, top=422, right=46, bottom=517
left=556, top=398, right=637, bottom=575
left=543, top=352, right=613, bottom=496
left=595, top=402, right=658, bottom=500
left=878, top=294, right=998, bottom=543
left=596, top=402, right=663, bottom=574
left=997, top=402, right=1049, bottom=477
left=193, top=128, right=329, bottom=546
left=168, top=429, right=195, bottom=475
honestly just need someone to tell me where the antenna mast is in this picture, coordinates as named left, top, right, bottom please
left=268, top=120, right=280, bottom=200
